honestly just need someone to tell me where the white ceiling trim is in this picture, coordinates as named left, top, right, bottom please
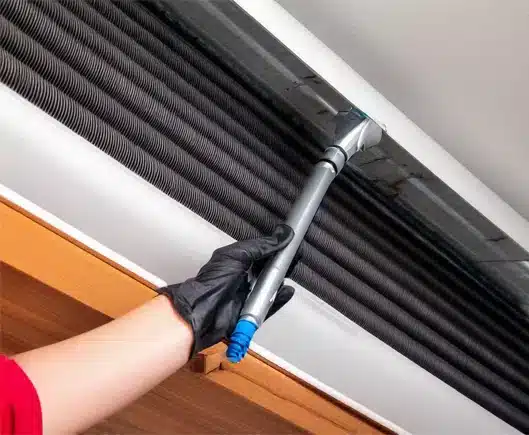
left=0, top=84, right=403, bottom=434
left=1, top=182, right=403, bottom=434
left=0, top=183, right=166, bottom=289
left=232, top=0, right=529, bottom=255
left=0, top=83, right=521, bottom=434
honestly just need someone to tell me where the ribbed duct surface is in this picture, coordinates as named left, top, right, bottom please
left=1, top=0, right=528, bottom=430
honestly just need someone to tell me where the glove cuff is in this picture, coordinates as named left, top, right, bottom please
left=160, top=285, right=199, bottom=357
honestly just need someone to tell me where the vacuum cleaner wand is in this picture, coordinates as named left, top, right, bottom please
left=227, top=113, right=383, bottom=363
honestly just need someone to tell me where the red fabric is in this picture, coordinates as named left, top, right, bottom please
left=0, top=356, right=42, bottom=435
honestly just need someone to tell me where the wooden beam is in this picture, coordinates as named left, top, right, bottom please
left=189, top=343, right=388, bottom=434
left=0, top=200, right=156, bottom=318
left=0, top=196, right=158, bottom=290
left=190, top=343, right=226, bottom=375
left=208, top=369, right=350, bottom=434
left=1, top=263, right=305, bottom=434
left=0, top=196, right=390, bottom=434
left=215, top=356, right=383, bottom=434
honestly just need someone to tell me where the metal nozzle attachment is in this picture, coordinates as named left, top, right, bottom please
left=334, top=112, right=383, bottom=159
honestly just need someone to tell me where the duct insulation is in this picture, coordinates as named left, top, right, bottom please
left=1, top=0, right=528, bottom=431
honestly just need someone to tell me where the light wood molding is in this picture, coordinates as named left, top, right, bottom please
left=209, top=369, right=349, bottom=434
left=1, top=196, right=390, bottom=434
left=0, top=199, right=156, bottom=318
left=192, top=343, right=387, bottom=434
left=1, top=263, right=304, bottom=434
left=221, top=357, right=382, bottom=434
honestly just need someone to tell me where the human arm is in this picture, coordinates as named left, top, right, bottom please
left=13, top=295, right=193, bottom=434
left=12, top=225, right=294, bottom=434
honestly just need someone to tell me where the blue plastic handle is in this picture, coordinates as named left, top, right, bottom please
left=226, top=319, right=258, bottom=363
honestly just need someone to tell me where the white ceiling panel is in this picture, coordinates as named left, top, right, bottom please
left=274, top=0, right=529, bottom=220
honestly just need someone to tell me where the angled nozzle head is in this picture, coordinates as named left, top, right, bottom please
left=333, top=111, right=383, bottom=160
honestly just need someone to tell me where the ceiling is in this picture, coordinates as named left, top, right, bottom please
left=274, top=0, right=529, bottom=221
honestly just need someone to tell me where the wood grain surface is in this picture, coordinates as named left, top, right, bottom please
left=221, top=357, right=384, bottom=435
left=1, top=263, right=305, bottom=434
left=0, top=197, right=389, bottom=434
left=194, top=345, right=389, bottom=434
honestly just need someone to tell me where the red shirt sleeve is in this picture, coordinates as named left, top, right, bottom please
left=0, top=355, right=42, bottom=435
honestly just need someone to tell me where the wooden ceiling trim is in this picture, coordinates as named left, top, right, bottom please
left=0, top=199, right=156, bottom=318
left=0, top=195, right=390, bottom=434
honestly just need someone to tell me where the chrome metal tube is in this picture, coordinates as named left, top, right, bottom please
left=240, top=160, right=337, bottom=326
left=227, top=117, right=382, bottom=362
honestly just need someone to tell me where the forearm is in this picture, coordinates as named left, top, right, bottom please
left=14, top=295, right=193, bottom=434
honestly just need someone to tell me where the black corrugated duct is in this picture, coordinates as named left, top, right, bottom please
left=1, top=0, right=528, bottom=430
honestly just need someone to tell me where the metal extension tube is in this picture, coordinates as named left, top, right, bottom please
left=227, top=114, right=383, bottom=362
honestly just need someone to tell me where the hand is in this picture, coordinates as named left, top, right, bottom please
left=161, top=224, right=295, bottom=355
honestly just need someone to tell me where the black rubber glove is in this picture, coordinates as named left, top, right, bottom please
left=161, top=224, right=295, bottom=356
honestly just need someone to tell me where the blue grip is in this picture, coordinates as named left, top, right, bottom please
left=226, top=319, right=258, bottom=363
